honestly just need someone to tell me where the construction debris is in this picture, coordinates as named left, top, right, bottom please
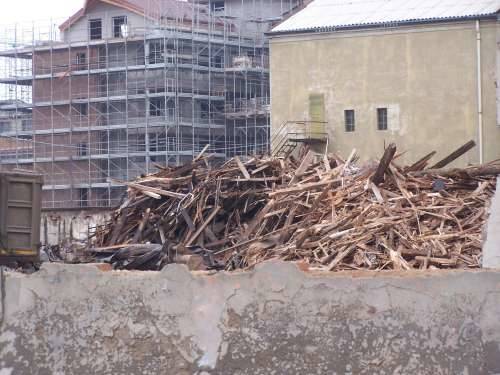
left=87, top=142, right=498, bottom=272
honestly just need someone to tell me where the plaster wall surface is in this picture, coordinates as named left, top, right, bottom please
left=270, top=21, right=500, bottom=165
left=484, top=176, right=500, bottom=269
left=0, top=261, right=500, bottom=374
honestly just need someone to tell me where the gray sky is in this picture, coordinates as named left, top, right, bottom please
left=0, top=0, right=84, bottom=25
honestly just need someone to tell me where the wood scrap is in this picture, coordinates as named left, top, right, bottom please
left=85, top=146, right=498, bottom=272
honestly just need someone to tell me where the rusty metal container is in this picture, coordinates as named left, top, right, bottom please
left=0, top=171, right=43, bottom=264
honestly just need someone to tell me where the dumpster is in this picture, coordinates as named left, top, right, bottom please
left=0, top=171, right=43, bottom=265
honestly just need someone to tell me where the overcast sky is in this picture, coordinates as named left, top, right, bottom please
left=0, top=0, right=84, bottom=25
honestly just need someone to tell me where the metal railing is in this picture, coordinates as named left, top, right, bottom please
left=271, top=120, right=328, bottom=156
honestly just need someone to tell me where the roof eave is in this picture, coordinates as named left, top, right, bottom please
left=268, top=13, right=499, bottom=37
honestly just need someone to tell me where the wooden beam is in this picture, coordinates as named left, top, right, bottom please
left=185, top=207, right=221, bottom=247
left=405, top=151, right=436, bottom=172
left=430, top=140, right=476, bottom=169
left=115, top=179, right=186, bottom=199
left=290, top=150, right=316, bottom=184
left=372, top=143, right=397, bottom=185
left=234, top=156, right=251, bottom=179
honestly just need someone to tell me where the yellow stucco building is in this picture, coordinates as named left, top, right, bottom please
left=269, top=0, right=500, bottom=165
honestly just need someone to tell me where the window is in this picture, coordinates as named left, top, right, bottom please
left=149, top=41, right=164, bottom=64
left=377, top=108, right=388, bottom=131
left=137, top=134, right=146, bottom=152
left=149, top=97, right=165, bottom=117
left=200, top=102, right=209, bottom=119
left=212, top=54, right=224, bottom=68
left=76, top=52, right=86, bottom=67
left=75, top=103, right=88, bottom=116
left=0, top=121, right=10, bottom=133
left=344, top=109, right=355, bottom=132
left=21, top=119, right=32, bottom=131
left=150, top=133, right=167, bottom=153
left=77, top=143, right=88, bottom=156
left=211, top=1, right=225, bottom=12
left=89, top=19, right=102, bottom=40
left=78, top=188, right=89, bottom=208
left=113, top=16, right=127, bottom=38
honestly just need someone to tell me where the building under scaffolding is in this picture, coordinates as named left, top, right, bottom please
left=0, top=0, right=305, bottom=208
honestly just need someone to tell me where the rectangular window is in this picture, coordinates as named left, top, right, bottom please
left=75, top=103, right=88, bottom=116
left=78, top=188, right=89, bottom=207
left=377, top=108, right=388, bottom=130
left=211, top=1, right=225, bottom=12
left=344, top=109, right=355, bottom=132
left=149, top=41, right=164, bottom=64
left=149, top=97, right=165, bottom=117
left=21, top=119, right=32, bottom=131
left=77, top=143, right=88, bottom=156
left=76, top=52, right=86, bottom=67
left=0, top=121, right=11, bottom=133
left=89, top=19, right=102, bottom=40
left=113, top=16, right=127, bottom=38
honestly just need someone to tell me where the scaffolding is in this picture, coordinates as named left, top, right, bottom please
left=0, top=0, right=304, bottom=209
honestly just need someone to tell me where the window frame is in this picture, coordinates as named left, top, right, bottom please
left=78, top=188, right=89, bottom=207
left=149, top=41, right=164, bottom=64
left=112, top=16, right=127, bottom=38
left=89, top=19, right=103, bottom=40
left=77, top=142, right=89, bottom=156
left=75, top=103, right=88, bottom=117
left=75, top=52, right=87, bottom=69
left=211, top=1, right=225, bottom=12
left=377, top=107, right=388, bottom=131
left=149, top=97, right=165, bottom=117
left=0, top=120, right=11, bottom=133
left=344, top=109, right=355, bottom=132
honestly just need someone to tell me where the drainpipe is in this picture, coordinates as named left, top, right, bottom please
left=476, top=20, right=484, bottom=164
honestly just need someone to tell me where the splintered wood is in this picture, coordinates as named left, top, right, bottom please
left=90, top=143, right=498, bottom=272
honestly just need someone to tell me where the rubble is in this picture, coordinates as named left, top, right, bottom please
left=86, top=142, right=498, bottom=272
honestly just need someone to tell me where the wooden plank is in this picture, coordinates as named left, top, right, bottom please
left=290, top=150, right=316, bottom=184
left=180, top=209, right=196, bottom=231
left=229, top=177, right=281, bottom=182
left=405, top=151, right=436, bottom=172
left=430, top=140, right=476, bottom=169
left=269, top=180, right=333, bottom=197
left=243, top=199, right=275, bottom=238
left=327, top=246, right=354, bottom=271
left=115, top=179, right=186, bottom=199
left=372, top=143, right=397, bottom=185
left=194, top=144, right=210, bottom=162
left=185, top=207, right=221, bottom=247
left=234, top=156, right=251, bottom=179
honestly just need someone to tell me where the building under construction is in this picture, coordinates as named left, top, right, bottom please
left=0, top=0, right=305, bottom=208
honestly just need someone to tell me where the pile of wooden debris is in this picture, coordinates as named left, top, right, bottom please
left=89, top=141, right=499, bottom=272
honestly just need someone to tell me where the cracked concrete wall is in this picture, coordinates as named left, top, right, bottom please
left=0, top=262, right=500, bottom=374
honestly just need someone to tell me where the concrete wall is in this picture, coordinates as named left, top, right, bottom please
left=0, top=262, right=499, bottom=373
left=270, top=20, right=500, bottom=165
left=484, top=176, right=500, bottom=269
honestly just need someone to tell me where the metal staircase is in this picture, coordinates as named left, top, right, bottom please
left=271, top=120, right=328, bottom=158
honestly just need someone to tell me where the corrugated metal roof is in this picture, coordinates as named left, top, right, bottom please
left=271, top=0, right=500, bottom=34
